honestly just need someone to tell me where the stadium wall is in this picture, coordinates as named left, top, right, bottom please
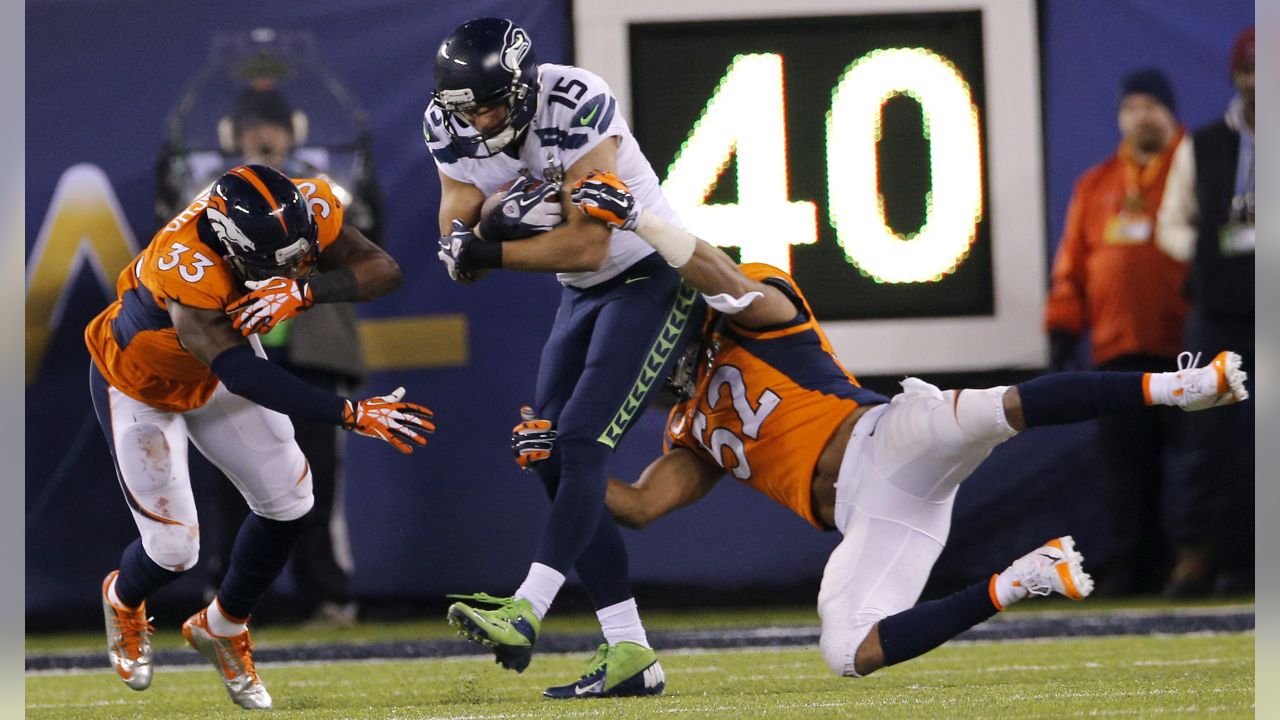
left=25, top=0, right=1252, bottom=618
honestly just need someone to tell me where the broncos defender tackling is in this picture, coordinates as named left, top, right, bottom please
left=424, top=17, right=702, bottom=696
left=85, top=164, right=434, bottom=709
left=509, top=170, right=1249, bottom=685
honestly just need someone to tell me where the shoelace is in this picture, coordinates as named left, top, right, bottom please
left=115, top=610, right=155, bottom=660
left=1014, top=557, right=1055, bottom=597
left=1177, top=351, right=1202, bottom=372
left=447, top=592, right=513, bottom=606
left=218, top=632, right=260, bottom=683
left=580, top=644, right=610, bottom=680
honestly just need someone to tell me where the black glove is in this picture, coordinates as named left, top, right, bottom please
left=477, top=175, right=563, bottom=241
left=1049, top=331, right=1081, bottom=372
left=437, top=219, right=501, bottom=284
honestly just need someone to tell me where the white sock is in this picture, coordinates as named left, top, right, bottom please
left=989, top=567, right=1030, bottom=611
left=514, top=562, right=565, bottom=620
left=597, top=598, right=650, bottom=648
left=106, top=575, right=131, bottom=610
left=206, top=597, right=249, bottom=637
left=1143, top=372, right=1177, bottom=406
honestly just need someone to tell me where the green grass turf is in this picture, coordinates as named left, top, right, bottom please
left=23, top=595, right=1252, bottom=655
left=26, top=632, right=1253, bottom=719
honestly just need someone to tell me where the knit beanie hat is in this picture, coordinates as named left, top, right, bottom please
left=1119, top=68, right=1176, bottom=114
left=1230, top=27, right=1254, bottom=78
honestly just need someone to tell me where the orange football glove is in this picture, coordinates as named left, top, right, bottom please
left=226, top=276, right=314, bottom=336
left=341, top=387, right=436, bottom=454
left=571, top=170, right=641, bottom=230
left=511, top=405, right=556, bottom=470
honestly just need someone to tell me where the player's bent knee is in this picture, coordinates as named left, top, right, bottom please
left=142, top=525, right=199, bottom=572
left=819, top=622, right=876, bottom=678
left=118, top=423, right=176, bottom=493
left=255, top=491, right=315, bottom=523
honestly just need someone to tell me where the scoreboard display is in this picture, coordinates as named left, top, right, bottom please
left=576, top=0, right=1046, bottom=374
left=629, top=12, right=991, bottom=321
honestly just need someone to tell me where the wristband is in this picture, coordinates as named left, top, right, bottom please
left=467, top=237, right=504, bottom=269
left=306, top=266, right=358, bottom=304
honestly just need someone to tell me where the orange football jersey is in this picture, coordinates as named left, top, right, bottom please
left=666, top=264, right=889, bottom=528
left=85, top=176, right=344, bottom=412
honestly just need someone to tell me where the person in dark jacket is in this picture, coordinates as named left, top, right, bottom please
left=1157, top=27, right=1255, bottom=596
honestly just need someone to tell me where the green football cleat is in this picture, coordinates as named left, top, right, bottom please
left=543, top=641, right=666, bottom=699
left=446, top=593, right=541, bottom=672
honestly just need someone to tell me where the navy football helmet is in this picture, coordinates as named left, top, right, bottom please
left=432, top=17, right=539, bottom=158
left=204, top=164, right=319, bottom=283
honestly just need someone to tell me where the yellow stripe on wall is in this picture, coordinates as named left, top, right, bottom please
left=358, top=314, right=468, bottom=371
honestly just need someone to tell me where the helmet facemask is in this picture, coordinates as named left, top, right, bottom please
left=226, top=233, right=318, bottom=284
left=434, top=79, right=536, bottom=158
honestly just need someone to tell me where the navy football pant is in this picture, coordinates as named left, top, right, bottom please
left=532, top=253, right=703, bottom=609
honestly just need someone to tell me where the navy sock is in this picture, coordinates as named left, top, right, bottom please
left=114, top=538, right=183, bottom=608
left=878, top=580, right=998, bottom=667
left=217, top=510, right=312, bottom=619
left=1017, top=371, right=1146, bottom=428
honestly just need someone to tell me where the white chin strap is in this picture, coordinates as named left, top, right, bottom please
left=703, top=291, right=764, bottom=315
left=482, top=126, right=517, bottom=154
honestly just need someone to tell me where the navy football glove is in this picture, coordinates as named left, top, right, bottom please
left=512, top=405, right=556, bottom=470
left=437, top=219, right=501, bottom=284
left=478, top=175, right=563, bottom=241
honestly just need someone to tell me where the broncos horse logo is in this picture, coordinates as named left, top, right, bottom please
left=207, top=206, right=255, bottom=255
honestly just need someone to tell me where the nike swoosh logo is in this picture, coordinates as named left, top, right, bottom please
left=625, top=276, right=649, bottom=284
left=575, top=679, right=604, bottom=695
left=579, top=105, right=600, bottom=126
left=517, top=195, right=542, bottom=207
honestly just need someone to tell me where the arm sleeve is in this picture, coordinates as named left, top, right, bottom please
left=210, top=344, right=347, bottom=424
left=1044, top=179, right=1091, bottom=335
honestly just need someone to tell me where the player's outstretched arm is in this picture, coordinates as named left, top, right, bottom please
left=606, top=448, right=724, bottom=530
left=571, top=170, right=798, bottom=329
left=226, top=224, right=402, bottom=335
left=172, top=302, right=435, bottom=453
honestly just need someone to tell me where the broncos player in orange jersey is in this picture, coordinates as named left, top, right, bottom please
left=85, top=164, right=434, bottom=709
left=509, top=170, right=1248, bottom=689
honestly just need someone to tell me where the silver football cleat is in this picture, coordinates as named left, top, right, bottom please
left=101, top=570, right=154, bottom=691
left=182, top=609, right=273, bottom=710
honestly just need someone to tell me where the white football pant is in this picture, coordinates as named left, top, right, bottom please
left=95, top=378, right=313, bottom=572
left=817, top=378, right=1017, bottom=677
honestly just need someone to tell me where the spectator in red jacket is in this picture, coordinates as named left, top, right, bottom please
left=1044, top=68, right=1191, bottom=594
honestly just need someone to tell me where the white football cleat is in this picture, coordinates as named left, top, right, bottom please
left=182, top=609, right=272, bottom=710
left=1166, top=350, right=1249, bottom=411
left=1009, top=535, right=1094, bottom=601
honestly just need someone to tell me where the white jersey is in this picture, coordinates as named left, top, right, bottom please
left=425, top=63, right=682, bottom=288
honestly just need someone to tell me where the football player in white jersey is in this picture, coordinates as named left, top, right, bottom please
left=423, top=17, right=701, bottom=697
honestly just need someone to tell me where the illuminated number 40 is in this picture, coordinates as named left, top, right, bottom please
left=661, top=48, right=983, bottom=284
